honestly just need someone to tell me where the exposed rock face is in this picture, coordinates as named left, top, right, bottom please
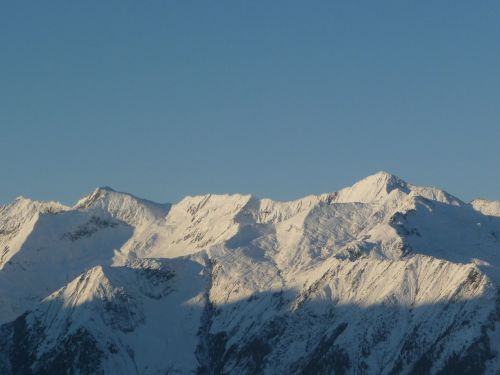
left=0, top=172, right=499, bottom=374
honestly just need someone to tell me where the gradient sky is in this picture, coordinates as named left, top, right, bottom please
left=1, top=1, right=499, bottom=205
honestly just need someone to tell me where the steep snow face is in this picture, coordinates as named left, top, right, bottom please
left=0, top=173, right=500, bottom=374
left=160, top=193, right=253, bottom=255
left=391, top=196, right=500, bottom=283
left=0, top=197, right=68, bottom=269
left=116, top=193, right=255, bottom=260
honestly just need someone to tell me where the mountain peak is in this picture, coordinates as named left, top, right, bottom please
left=361, top=171, right=407, bottom=187
left=74, top=187, right=114, bottom=209
left=334, top=171, right=409, bottom=203
left=371, top=170, right=397, bottom=178
left=73, top=188, right=171, bottom=226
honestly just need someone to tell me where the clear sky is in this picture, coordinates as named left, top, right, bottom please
left=1, top=1, right=499, bottom=205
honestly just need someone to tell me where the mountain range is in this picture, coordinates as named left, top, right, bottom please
left=0, top=171, right=499, bottom=374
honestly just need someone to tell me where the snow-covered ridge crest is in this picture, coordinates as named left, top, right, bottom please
left=74, top=186, right=171, bottom=226
left=332, top=171, right=463, bottom=206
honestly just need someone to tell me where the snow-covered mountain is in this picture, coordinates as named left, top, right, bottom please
left=0, top=172, right=499, bottom=374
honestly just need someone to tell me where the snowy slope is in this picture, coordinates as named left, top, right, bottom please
left=0, top=172, right=499, bottom=374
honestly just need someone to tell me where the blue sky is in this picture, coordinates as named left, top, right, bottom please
left=1, top=1, right=499, bottom=205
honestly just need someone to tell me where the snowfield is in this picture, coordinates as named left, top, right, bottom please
left=0, top=172, right=499, bottom=374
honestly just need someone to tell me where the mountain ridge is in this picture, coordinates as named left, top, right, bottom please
left=1, top=171, right=499, bottom=374
left=6, top=171, right=486, bottom=212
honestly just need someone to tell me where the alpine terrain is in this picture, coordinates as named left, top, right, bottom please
left=0, top=172, right=499, bottom=375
